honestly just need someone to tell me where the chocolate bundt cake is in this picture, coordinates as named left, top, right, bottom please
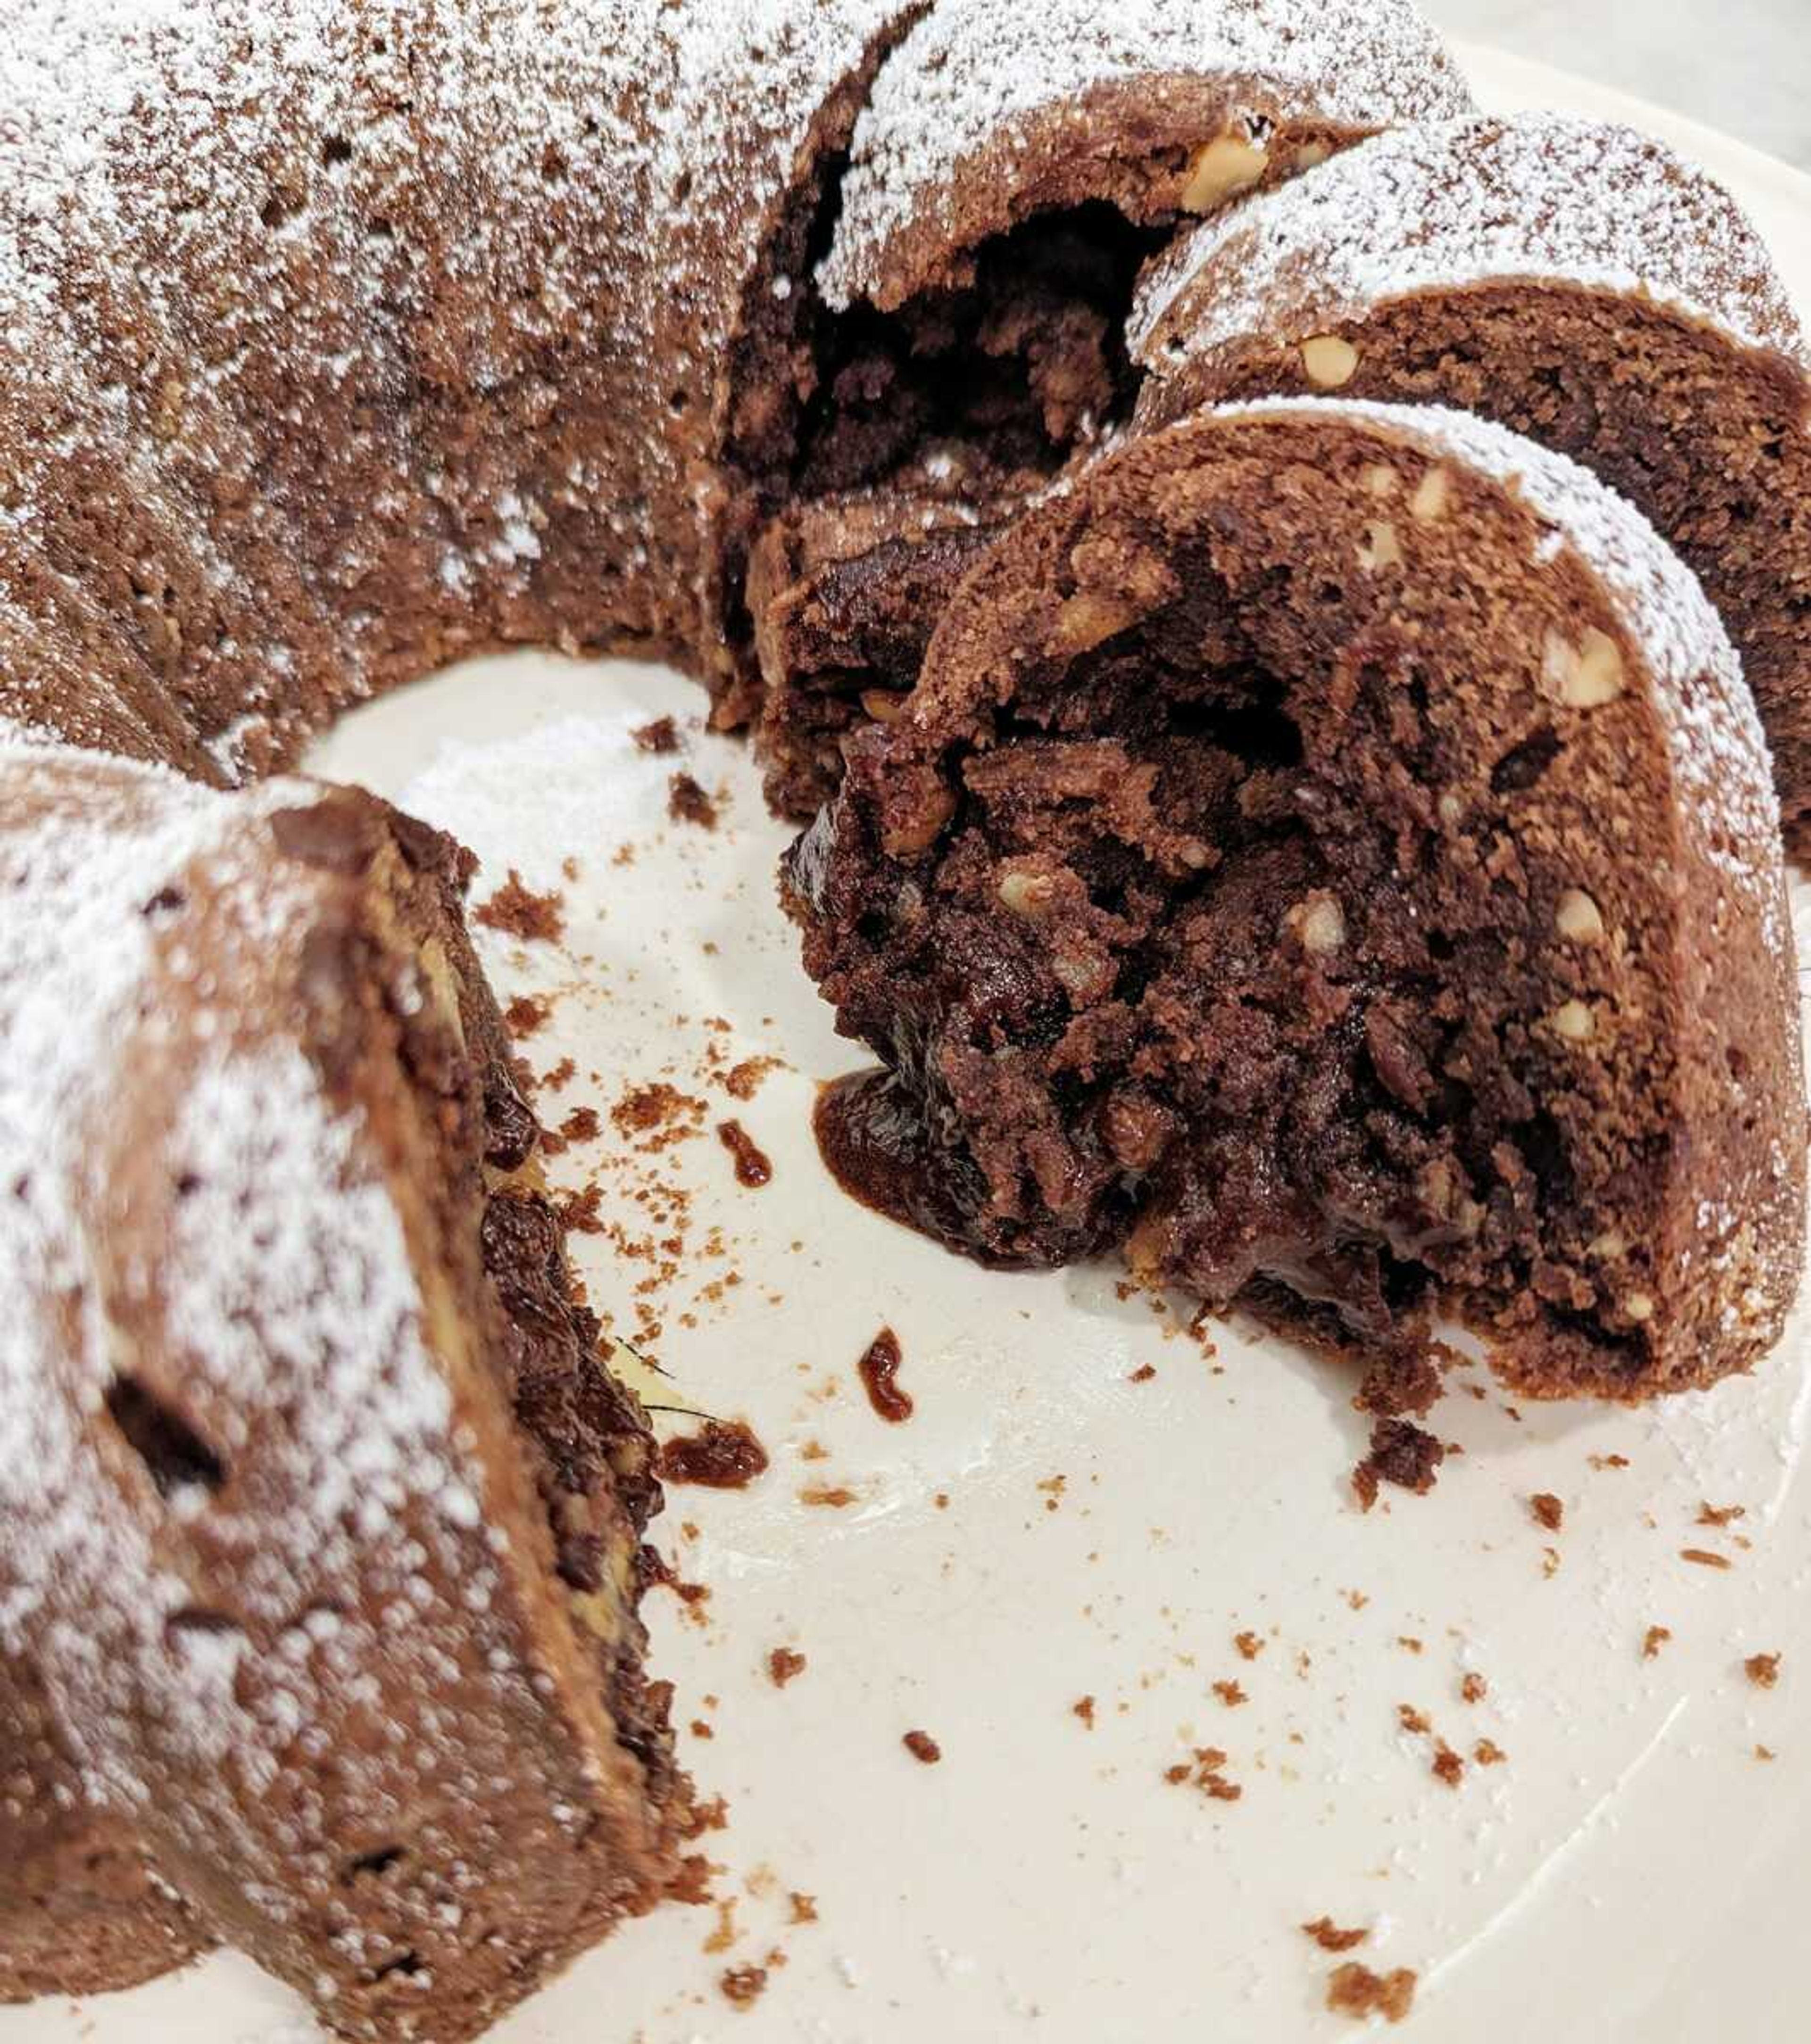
left=4, top=0, right=1807, bottom=2035
left=1129, top=116, right=1811, bottom=839
left=0, top=748, right=684, bottom=2040
left=785, top=400, right=1806, bottom=1400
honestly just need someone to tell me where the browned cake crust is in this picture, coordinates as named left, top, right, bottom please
left=1, top=1655, right=213, bottom=2004
left=785, top=401, right=1806, bottom=1400
left=1129, top=116, right=1811, bottom=839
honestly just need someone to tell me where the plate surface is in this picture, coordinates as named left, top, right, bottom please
left=13, top=45, right=1811, bottom=2044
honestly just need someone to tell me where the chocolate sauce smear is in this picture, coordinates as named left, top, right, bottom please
left=856, top=1327, right=913, bottom=1423
left=716, top=1118, right=773, bottom=1188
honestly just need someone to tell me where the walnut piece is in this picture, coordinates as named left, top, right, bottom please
left=1300, top=334, right=1359, bottom=389
left=1181, top=132, right=1269, bottom=212
left=1544, top=626, right=1626, bottom=708
left=1555, top=889, right=1607, bottom=944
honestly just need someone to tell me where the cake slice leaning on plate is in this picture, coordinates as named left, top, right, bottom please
left=785, top=399, right=1806, bottom=1403
left=1129, top=116, right=1811, bottom=841
left=0, top=745, right=688, bottom=2043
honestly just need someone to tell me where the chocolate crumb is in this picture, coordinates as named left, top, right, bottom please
left=554, top=1183, right=605, bottom=1235
left=1642, top=1625, right=1673, bottom=1659
left=1327, top=1961, right=1417, bottom=2024
left=1473, top=1738, right=1508, bottom=1766
left=719, top=1964, right=768, bottom=2009
left=659, top=1419, right=769, bottom=1490
left=1698, top=1500, right=1747, bottom=1527
left=1353, top=1417, right=1445, bottom=1510
left=769, top=1647, right=808, bottom=1688
left=723, top=1056, right=782, bottom=1101
left=1166, top=1746, right=1241, bottom=1801
left=1529, top=1491, right=1564, bottom=1531
left=1430, top=1741, right=1465, bottom=1788
left=903, top=1730, right=942, bottom=1765
left=1589, top=1452, right=1631, bottom=1470
left=689, top=1718, right=714, bottom=1740
left=1128, top=1363, right=1157, bottom=1383
left=1302, top=1918, right=1369, bottom=1954
left=503, top=993, right=552, bottom=1038
left=683, top=1796, right=730, bottom=1838
left=1745, top=1653, right=1782, bottom=1689
left=633, top=715, right=681, bottom=754
left=1460, top=1672, right=1487, bottom=1705
left=1072, top=1696, right=1096, bottom=1728
left=669, top=771, right=718, bottom=828
left=1680, top=1548, right=1733, bottom=1570
left=559, top=1105, right=601, bottom=1144
left=1396, top=1705, right=1432, bottom=1736
left=474, top=869, right=565, bottom=943
left=1212, top=1680, right=1248, bottom=1707
left=1233, top=1631, right=1265, bottom=1661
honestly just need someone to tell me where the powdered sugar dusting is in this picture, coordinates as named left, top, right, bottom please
left=0, top=745, right=499, bottom=1816
left=1132, top=115, right=1807, bottom=367
left=822, top=0, right=1474, bottom=308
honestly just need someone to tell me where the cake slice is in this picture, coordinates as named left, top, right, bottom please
left=785, top=400, right=1805, bottom=1400
left=1130, top=116, right=1811, bottom=839
left=749, top=0, right=1475, bottom=811
left=0, top=746, right=685, bottom=2041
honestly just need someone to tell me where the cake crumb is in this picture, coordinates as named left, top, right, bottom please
left=1165, top=1747, right=1241, bottom=1801
left=1680, top=1548, right=1733, bottom=1570
left=719, top=1964, right=768, bottom=2009
left=1302, top=1917, right=1368, bottom=1953
left=1642, top=1625, right=1673, bottom=1660
left=474, top=869, right=565, bottom=943
left=1472, top=1738, right=1508, bottom=1766
left=669, top=771, right=719, bottom=828
left=1327, top=1961, right=1417, bottom=2024
left=1745, top=1653, right=1782, bottom=1689
left=1459, top=1672, right=1487, bottom=1704
left=1233, top=1631, right=1265, bottom=1661
left=503, top=993, right=552, bottom=1037
left=1589, top=1452, right=1631, bottom=1470
left=690, top=1718, right=714, bottom=1740
left=632, top=715, right=681, bottom=754
left=789, top=1892, right=818, bottom=1925
left=799, top=1485, right=856, bottom=1508
left=903, top=1730, right=942, bottom=1765
left=1396, top=1637, right=1423, bottom=1655
left=1698, top=1500, right=1747, bottom=1527
left=1212, top=1680, right=1248, bottom=1707
left=1072, top=1696, right=1097, bottom=1729
left=1353, top=1418, right=1445, bottom=1510
left=1128, top=1363, right=1157, bottom=1383
left=1756, top=1744, right=1778, bottom=1762
left=559, top=1105, right=601, bottom=1144
left=769, top=1648, right=808, bottom=1689
left=1430, top=1741, right=1465, bottom=1788
left=1529, top=1491, right=1564, bottom=1531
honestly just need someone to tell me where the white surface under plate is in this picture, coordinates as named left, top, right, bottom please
left=15, top=44, right=1811, bottom=2044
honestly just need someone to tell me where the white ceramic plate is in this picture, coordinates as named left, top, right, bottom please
left=15, top=44, right=1811, bottom=2044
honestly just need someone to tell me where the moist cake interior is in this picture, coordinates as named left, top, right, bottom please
left=793, top=426, right=1738, bottom=1399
